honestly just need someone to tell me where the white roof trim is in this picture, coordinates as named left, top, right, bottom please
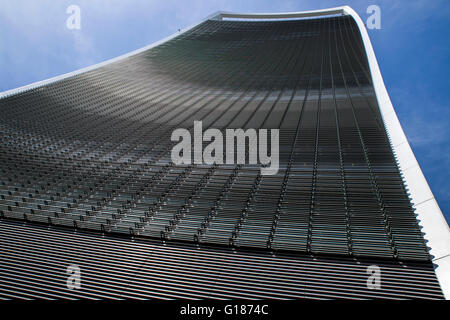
left=218, top=8, right=345, bottom=20
left=0, top=5, right=448, bottom=299
left=214, top=6, right=450, bottom=299
left=340, top=6, right=450, bottom=299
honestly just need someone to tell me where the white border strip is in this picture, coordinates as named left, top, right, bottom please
left=222, top=6, right=450, bottom=300
left=218, top=8, right=345, bottom=20
left=214, top=6, right=450, bottom=299
left=341, top=6, right=450, bottom=299
left=0, top=6, right=448, bottom=299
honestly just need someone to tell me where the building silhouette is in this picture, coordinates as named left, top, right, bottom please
left=0, top=7, right=448, bottom=299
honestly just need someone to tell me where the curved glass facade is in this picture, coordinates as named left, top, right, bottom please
left=0, top=16, right=429, bottom=262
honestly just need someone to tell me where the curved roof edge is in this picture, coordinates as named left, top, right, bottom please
left=214, top=5, right=450, bottom=299
left=0, top=6, right=448, bottom=299
left=341, top=6, right=450, bottom=299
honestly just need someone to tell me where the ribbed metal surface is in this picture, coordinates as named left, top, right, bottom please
left=0, top=220, right=443, bottom=299
left=0, top=16, right=428, bottom=261
left=0, top=14, right=440, bottom=299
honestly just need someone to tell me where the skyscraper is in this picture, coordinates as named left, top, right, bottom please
left=0, top=6, right=448, bottom=299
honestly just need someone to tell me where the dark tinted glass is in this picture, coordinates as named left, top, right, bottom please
left=0, top=16, right=428, bottom=261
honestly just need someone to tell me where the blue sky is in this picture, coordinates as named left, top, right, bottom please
left=0, top=0, right=449, bottom=223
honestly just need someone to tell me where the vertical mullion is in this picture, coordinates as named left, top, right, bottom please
left=268, top=18, right=322, bottom=251
left=306, top=17, right=326, bottom=254
left=330, top=18, right=353, bottom=255
left=231, top=21, right=308, bottom=246
left=335, top=17, right=398, bottom=259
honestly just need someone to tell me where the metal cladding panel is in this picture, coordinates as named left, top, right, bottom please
left=0, top=11, right=445, bottom=299
left=0, top=220, right=444, bottom=299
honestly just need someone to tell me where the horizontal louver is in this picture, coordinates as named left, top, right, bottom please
left=0, top=13, right=441, bottom=299
left=0, top=220, right=443, bottom=299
